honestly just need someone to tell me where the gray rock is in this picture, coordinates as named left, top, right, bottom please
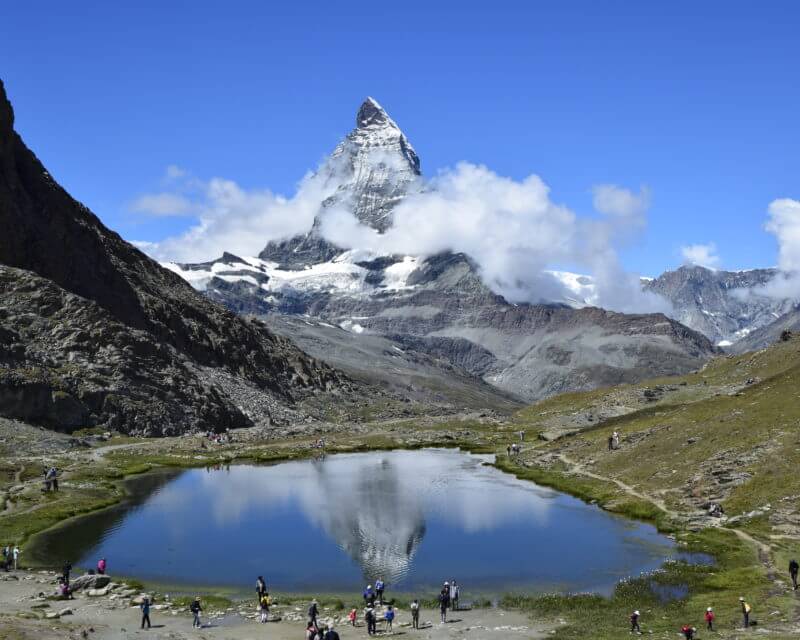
left=68, top=574, right=111, bottom=592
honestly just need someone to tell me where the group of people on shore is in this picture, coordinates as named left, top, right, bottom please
left=631, top=596, right=754, bottom=637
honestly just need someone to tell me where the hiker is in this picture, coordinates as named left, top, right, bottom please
left=12, top=545, right=19, bottom=570
left=306, top=622, right=317, bottom=640
left=612, top=431, right=620, bottom=450
left=439, top=586, right=450, bottom=623
left=97, top=558, right=107, bottom=575
left=190, top=597, right=203, bottom=628
left=43, top=467, right=51, bottom=492
left=365, top=605, right=377, bottom=635
left=62, top=561, right=72, bottom=587
left=790, top=559, right=799, bottom=590
left=705, top=607, right=715, bottom=631
left=308, top=599, right=319, bottom=629
left=519, top=430, right=525, bottom=442
left=450, top=580, right=459, bottom=610
left=324, top=624, right=340, bottom=640
left=256, top=575, right=267, bottom=599
left=740, top=597, right=751, bottom=628
left=384, top=604, right=395, bottom=631
left=1, top=546, right=7, bottom=571
left=57, top=577, right=71, bottom=599
left=608, top=434, right=614, bottom=451
left=681, top=624, right=695, bottom=639
left=259, top=592, right=271, bottom=623
left=140, top=596, right=152, bottom=629
left=375, top=577, right=385, bottom=604
left=411, top=599, right=420, bottom=629
left=507, top=444, right=512, bottom=456
left=348, top=607, right=357, bottom=626
left=630, top=609, right=641, bottom=633
left=363, top=584, right=376, bottom=606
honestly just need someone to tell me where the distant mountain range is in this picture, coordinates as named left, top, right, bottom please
left=168, top=98, right=722, bottom=402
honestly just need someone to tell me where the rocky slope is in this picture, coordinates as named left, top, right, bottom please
left=727, top=303, right=800, bottom=353
left=172, top=98, right=718, bottom=402
left=0, top=78, right=353, bottom=435
left=644, top=265, right=792, bottom=346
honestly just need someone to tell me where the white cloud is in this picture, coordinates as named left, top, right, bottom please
left=138, top=162, right=348, bottom=262
left=739, top=198, right=800, bottom=301
left=592, top=184, right=651, bottom=220
left=139, top=160, right=671, bottom=314
left=130, top=193, right=194, bottom=217
left=320, top=164, right=670, bottom=313
left=680, top=243, right=721, bottom=269
left=165, top=164, right=188, bottom=180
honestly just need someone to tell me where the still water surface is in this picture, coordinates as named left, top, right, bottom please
left=31, top=449, right=682, bottom=594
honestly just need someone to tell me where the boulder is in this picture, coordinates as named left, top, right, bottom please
left=69, top=574, right=111, bottom=592
left=87, top=587, right=109, bottom=597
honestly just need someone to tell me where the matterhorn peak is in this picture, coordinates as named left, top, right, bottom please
left=357, top=96, right=392, bottom=129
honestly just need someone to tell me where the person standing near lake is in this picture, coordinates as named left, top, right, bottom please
left=384, top=604, right=395, bottom=631
left=375, top=577, right=385, bottom=605
left=365, top=605, right=377, bottom=635
left=439, top=585, right=450, bottom=623
left=259, top=592, right=271, bottom=623
left=308, top=599, right=319, bottom=630
left=190, top=596, right=203, bottom=628
left=140, top=596, right=152, bottom=629
left=410, top=599, right=420, bottom=629
left=363, top=584, right=375, bottom=606
left=12, top=544, right=19, bottom=570
left=739, top=597, right=751, bottom=628
left=97, top=557, right=106, bottom=575
left=62, top=561, right=72, bottom=587
left=450, top=580, right=459, bottom=610
left=790, top=559, right=799, bottom=590
left=257, top=575, right=267, bottom=600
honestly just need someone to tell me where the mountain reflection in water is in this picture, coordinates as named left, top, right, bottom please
left=28, top=449, right=677, bottom=594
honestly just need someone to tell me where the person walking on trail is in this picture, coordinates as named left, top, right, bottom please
left=790, top=559, right=799, bottom=590
left=384, top=604, right=395, bottom=631
left=12, top=545, right=19, bottom=571
left=324, top=624, right=340, bottom=640
left=256, top=575, right=267, bottom=600
left=681, top=624, right=695, bottom=639
left=97, top=558, right=107, bottom=575
left=375, top=577, right=385, bottom=604
left=348, top=608, right=357, bottom=627
left=259, top=592, right=271, bottom=623
left=62, top=561, right=72, bottom=587
left=439, top=585, right=450, bottom=623
left=705, top=607, right=715, bottom=631
left=190, top=597, right=203, bottom=628
left=410, top=599, right=420, bottom=629
left=740, top=597, right=751, bottom=628
left=308, top=599, right=319, bottom=629
left=612, top=431, right=620, bottom=450
left=630, top=610, right=641, bottom=633
left=365, top=605, right=377, bottom=635
left=140, top=596, right=152, bottom=629
left=363, top=584, right=376, bottom=606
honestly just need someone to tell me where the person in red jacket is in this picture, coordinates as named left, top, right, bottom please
left=681, top=624, right=696, bottom=639
left=97, top=558, right=107, bottom=575
left=705, top=607, right=715, bottom=631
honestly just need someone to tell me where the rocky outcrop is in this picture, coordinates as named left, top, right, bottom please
left=645, top=265, right=791, bottom=345
left=69, top=574, right=111, bottom=592
left=728, top=304, right=800, bottom=353
left=0, top=78, right=351, bottom=434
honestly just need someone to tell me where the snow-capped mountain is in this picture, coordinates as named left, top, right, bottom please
left=168, top=98, right=718, bottom=402
left=260, top=97, right=421, bottom=268
left=644, top=265, right=793, bottom=346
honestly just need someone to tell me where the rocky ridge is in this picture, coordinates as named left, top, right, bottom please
left=0, top=78, right=357, bottom=435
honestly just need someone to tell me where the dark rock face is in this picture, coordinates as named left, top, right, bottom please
left=729, top=304, right=800, bottom=353
left=645, top=265, right=792, bottom=345
left=0, top=79, right=347, bottom=435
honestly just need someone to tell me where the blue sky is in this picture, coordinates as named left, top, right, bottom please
left=2, top=1, right=798, bottom=275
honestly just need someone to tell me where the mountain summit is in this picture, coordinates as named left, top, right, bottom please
left=260, top=97, right=421, bottom=266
